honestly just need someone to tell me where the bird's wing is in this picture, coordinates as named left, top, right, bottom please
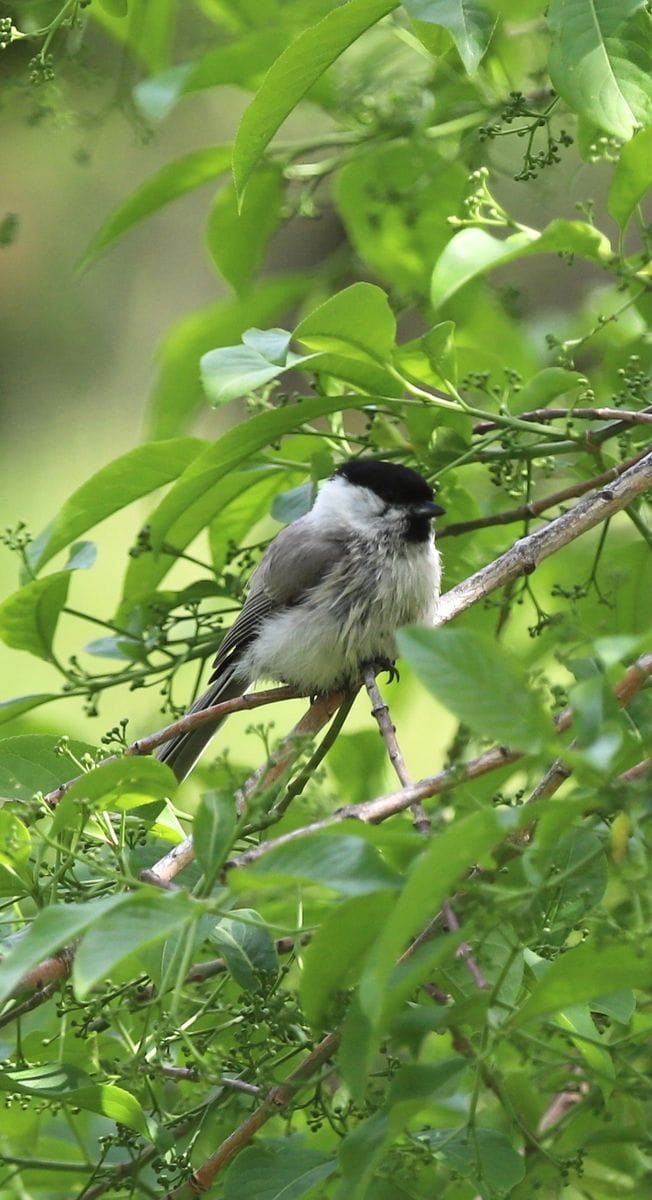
left=209, top=519, right=347, bottom=681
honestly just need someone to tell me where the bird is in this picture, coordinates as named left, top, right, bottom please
left=156, top=458, right=444, bottom=781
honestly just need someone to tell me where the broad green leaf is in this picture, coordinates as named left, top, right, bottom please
left=129, top=395, right=375, bottom=564
left=0, top=572, right=70, bottom=661
left=300, top=892, right=395, bottom=1025
left=387, top=1059, right=467, bottom=1128
left=133, top=30, right=289, bottom=121
left=398, top=626, right=547, bottom=750
left=334, top=142, right=468, bottom=297
left=0, top=810, right=30, bottom=866
left=0, top=1064, right=150, bottom=1135
left=294, top=282, right=396, bottom=363
left=358, top=809, right=503, bottom=1024
left=233, top=0, right=399, bottom=199
left=556, top=1005, right=615, bottom=1097
left=0, top=895, right=127, bottom=1005
left=514, top=938, right=652, bottom=1024
left=0, top=735, right=96, bottom=801
left=337, top=1112, right=389, bottom=1200
left=193, top=791, right=237, bottom=876
left=50, top=757, right=178, bottom=834
left=430, top=220, right=612, bottom=308
left=231, top=831, right=402, bottom=896
left=608, top=126, right=652, bottom=230
left=513, top=366, right=585, bottom=413
left=206, top=162, right=284, bottom=294
left=201, top=341, right=314, bottom=406
left=80, top=146, right=232, bottom=267
left=548, top=0, right=652, bottom=140
left=73, top=890, right=198, bottom=998
left=120, top=464, right=285, bottom=605
left=64, top=540, right=98, bottom=570
left=147, top=275, right=315, bottom=439
left=223, top=1137, right=337, bottom=1200
left=0, top=693, right=60, bottom=727
left=424, top=1126, right=525, bottom=1195
left=99, top=0, right=128, bottom=13
left=403, top=0, right=495, bottom=72
left=26, top=438, right=205, bottom=574
left=210, top=909, right=278, bottom=989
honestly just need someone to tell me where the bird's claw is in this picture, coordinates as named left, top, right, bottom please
left=363, top=657, right=400, bottom=686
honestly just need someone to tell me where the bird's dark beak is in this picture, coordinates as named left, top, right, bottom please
left=413, top=500, right=446, bottom=518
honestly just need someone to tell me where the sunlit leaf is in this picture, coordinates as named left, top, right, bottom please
left=233, top=0, right=399, bottom=199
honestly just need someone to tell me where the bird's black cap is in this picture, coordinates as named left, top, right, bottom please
left=335, top=459, right=445, bottom=516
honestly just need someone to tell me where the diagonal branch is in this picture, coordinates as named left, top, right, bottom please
left=437, top=450, right=652, bottom=624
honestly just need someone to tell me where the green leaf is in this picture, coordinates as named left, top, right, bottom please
left=430, top=220, right=612, bottom=308
left=129, top=394, right=375, bottom=565
left=300, top=892, right=395, bottom=1025
left=0, top=693, right=61, bottom=727
left=231, top=830, right=402, bottom=896
left=0, top=1064, right=150, bottom=1136
left=223, top=1136, right=337, bottom=1200
left=0, top=735, right=96, bottom=802
left=403, top=0, right=495, bottom=72
left=387, top=1059, right=467, bottom=1127
left=0, top=810, right=31, bottom=867
left=0, top=895, right=127, bottom=1006
left=337, top=1111, right=389, bottom=1200
left=358, top=809, right=503, bottom=1024
left=120, top=465, right=285, bottom=607
left=398, top=626, right=547, bottom=751
left=50, top=757, right=178, bottom=834
left=133, top=30, right=289, bottom=121
left=201, top=338, right=313, bottom=406
left=147, top=275, right=314, bottom=439
left=72, top=890, right=198, bottom=998
left=79, top=146, right=232, bottom=267
left=513, top=366, right=585, bottom=413
left=26, top=438, right=205, bottom=574
left=294, top=282, right=396, bottom=363
left=334, top=142, right=468, bottom=297
left=424, top=1126, right=525, bottom=1195
left=548, top=0, right=652, bottom=140
left=206, top=162, right=284, bottom=294
left=0, top=572, right=70, bottom=661
left=514, top=937, right=652, bottom=1024
left=210, top=909, right=278, bottom=990
left=233, top=0, right=399, bottom=199
left=193, top=791, right=236, bottom=876
left=608, top=126, right=652, bottom=230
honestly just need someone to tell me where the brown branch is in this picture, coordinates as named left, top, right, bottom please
left=436, top=450, right=652, bottom=624
left=473, top=406, right=652, bottom=433
left=141, top=692, right=345, bottom=888
left=163, top=1032, right=340, bottom=1199
left=228, top=652, right=652, bottom=870
left=362, top=667, right=486, bottom=985
left=44, top=685, right=300, bottom=808
left=437, top=449, right=650, bottom=539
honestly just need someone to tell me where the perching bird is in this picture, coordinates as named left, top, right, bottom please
left=157, top=458, right=444, bottom=780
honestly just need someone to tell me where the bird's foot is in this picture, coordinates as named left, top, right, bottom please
left=361, top=657, right=400, bottom=686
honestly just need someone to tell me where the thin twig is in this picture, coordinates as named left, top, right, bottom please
left=141, top=693, right=345, bottom=887
left=437, top=449, right=649, bottom=539
left=473, top=406, right=652, bottom=433
left=43, top=685, right=300, bottom=808
left=437, top=450, right=652, bottom=624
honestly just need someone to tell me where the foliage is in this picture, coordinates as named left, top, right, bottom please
left=1, top=2, right=651, bottom=1199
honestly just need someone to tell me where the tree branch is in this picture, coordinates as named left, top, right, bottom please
left=473, top=406, right=652, bottom=433
left=437, top=449, right=649, bottom=539
left=436, top=451, right=652, bottom=624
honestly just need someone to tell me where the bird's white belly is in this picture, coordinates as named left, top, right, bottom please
left=240, top=539, right=441, bottom=692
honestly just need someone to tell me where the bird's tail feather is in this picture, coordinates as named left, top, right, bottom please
left=156, top=671, right=246, bottom=782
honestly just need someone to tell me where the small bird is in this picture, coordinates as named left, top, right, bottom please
left=157, top=458, right=444, bottom=780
